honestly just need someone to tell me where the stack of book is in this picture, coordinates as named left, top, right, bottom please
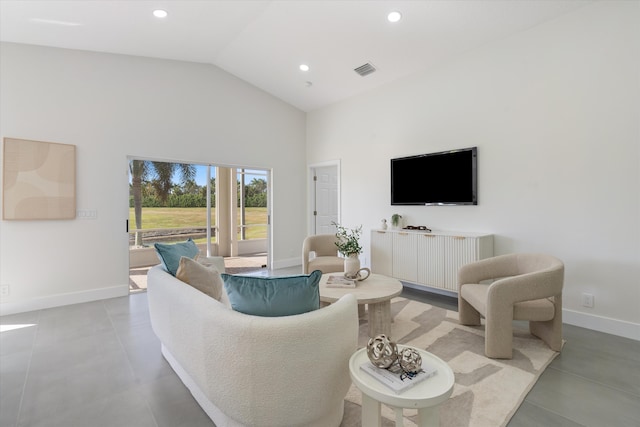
left=360, top=361, right=438, bottom=394
left=325, top=275, right=356, bottom=288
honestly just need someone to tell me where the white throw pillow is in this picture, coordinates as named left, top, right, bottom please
left=176, top=256, right=224, bottom=301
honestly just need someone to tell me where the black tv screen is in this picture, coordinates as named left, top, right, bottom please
left=391, top=147, right=477, bottom=205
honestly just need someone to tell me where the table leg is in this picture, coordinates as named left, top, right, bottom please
left=394, top=407, right=404, bottom=426
left=417, top=407, right=439, bottom=427
left=358, top=304, right=366, bottom=318
left=368, top=300, right=391, bottom=337
left=361, top=394, right=382, bottom=427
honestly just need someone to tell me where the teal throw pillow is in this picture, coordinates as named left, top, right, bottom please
left=221, top=270, right=322, bottom=317
left=154, top=238, right=199, bottom=276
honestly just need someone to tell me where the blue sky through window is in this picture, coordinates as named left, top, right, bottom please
left=129, top=162, right=266, bottom=186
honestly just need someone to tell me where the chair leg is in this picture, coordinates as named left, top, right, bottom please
left=458, top=297, right=481, bottom=326
left=530, top=319, right=561, bottom=351
left=530, top=297, right=563, bottom=352
left=485, top=309, right=514, bottom=359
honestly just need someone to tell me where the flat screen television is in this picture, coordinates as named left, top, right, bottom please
left=391, top=147, right=477, bottom=205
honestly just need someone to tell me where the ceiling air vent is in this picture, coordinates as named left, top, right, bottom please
left=354, top=63, right=376, bottom=77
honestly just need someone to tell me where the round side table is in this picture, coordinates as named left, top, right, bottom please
left=319, top=273, right=403, bottom=338
left=349, top=347, right=455, bottom=427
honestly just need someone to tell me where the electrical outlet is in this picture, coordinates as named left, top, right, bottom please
left=581, top=293, right=594, bottom=308
left=77, top=210, right=98, bottom=220
left=0, top=285, right=9, bottom=298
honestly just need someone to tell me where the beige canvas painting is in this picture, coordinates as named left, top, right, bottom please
left=2, top=138, right=76, bottom=220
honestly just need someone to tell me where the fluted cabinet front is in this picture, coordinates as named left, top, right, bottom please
left=371, top=229, right=493, bottom=294
left=443, top=236, right=481, bottom=291
left=370, top=230, right=393, bottom=276
left=417, top=234, right=445, bottom=289
left=392, top=232, right=418, bottom=282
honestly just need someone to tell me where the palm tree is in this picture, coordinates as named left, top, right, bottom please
left=183, top=179, right=201, bottom=195
left=129, top=160, right=195, bottom=246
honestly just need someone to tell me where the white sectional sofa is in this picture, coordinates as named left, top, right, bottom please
left=147, top=263, right=359, bottom=427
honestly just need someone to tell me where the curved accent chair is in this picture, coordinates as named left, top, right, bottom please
left=458, top=253, right=564, bottom=359
left=302, top=234, right=344, bottom=274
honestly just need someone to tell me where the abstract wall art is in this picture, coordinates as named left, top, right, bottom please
left=2, top=138, right=76, bottom=220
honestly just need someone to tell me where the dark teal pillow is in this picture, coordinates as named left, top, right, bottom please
left=154, top=239, right=199, bottom=276
left=221, top=270, right=322, bottom=317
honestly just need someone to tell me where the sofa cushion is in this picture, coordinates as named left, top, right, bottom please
left=176, top=256, right=224, bottom=301
left=460, top=284, right=489, bottom=316
left=154, top=238, right=199, bottom=276
left=221, top=270, right=322, bottom=317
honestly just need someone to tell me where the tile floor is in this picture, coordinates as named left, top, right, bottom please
left=1, top=272, right=639, bottom=427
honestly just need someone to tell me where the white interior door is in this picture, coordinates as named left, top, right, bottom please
left=313, top=165, right=339, bottom=234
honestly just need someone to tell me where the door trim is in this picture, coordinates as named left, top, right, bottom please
left=307, top=160, right=341, bottom=235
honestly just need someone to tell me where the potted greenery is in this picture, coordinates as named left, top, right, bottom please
left=391, top=214, right=403, bottom=229
left=333, top=222, right=363, bottom=276
left=333, top=222, right=363, bottom=256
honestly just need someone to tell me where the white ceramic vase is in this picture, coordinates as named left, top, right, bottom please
left=344, top=255, right=360, bottom=277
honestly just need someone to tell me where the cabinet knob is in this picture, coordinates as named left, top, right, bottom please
left=423, top=234, right=435, bottom=238
left=454, top=236, right=466, bottom=240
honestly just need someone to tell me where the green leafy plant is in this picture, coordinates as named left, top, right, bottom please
left=391, top=214, right=402, bottom=227
left=332, top=222, right=363, bottom=256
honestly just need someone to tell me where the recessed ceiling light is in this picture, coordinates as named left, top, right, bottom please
left=299, top=64, right=310, bottom=72
left=153, top=9, right=168, bottom=18
left=387, top=11, right=402, bottom=23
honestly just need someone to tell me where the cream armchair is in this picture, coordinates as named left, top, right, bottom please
left=302, top=234, right=344, bottom=274
left=458, top=253, right=564, bottom=359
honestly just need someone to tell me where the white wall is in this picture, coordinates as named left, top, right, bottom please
left=307, top=1, right=640, bottom=339
left=0, top=43, right=307, bottom=314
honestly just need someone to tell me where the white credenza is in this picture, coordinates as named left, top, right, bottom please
left=371, top=229, right=493, bottom=294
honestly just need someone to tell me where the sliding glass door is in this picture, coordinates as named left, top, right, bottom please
left=128, top=158, right=270, bottom=292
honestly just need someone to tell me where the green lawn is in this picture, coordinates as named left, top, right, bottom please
left=129, top=207, right=267, bottom=240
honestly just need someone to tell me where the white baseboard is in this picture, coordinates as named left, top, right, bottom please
left=3, top=280, right=636, bottom=343
left=271, top=258, right=301, bottom=271
left=563, top=309, right=640, bottom=341
left=0, top=285, right=129, bottom=316
left=397, top=282, right=639, bottom=342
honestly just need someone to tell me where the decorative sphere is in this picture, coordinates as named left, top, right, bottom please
left=366, top=334, right=398, bottom=368
left=398, top=347, right=422, bottom=373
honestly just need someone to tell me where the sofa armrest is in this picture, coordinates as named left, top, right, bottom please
left=487, top=267, right=564, bottom=306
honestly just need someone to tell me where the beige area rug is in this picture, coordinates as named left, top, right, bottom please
left=341, top=297, right=561, bottom=427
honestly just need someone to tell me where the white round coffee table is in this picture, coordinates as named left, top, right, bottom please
left=319, top=273, right=403, bottom=338
left=349, top=347, right=455, bottom=427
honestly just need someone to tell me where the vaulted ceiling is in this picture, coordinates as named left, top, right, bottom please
left=0, top=0, right=592, bottom=111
